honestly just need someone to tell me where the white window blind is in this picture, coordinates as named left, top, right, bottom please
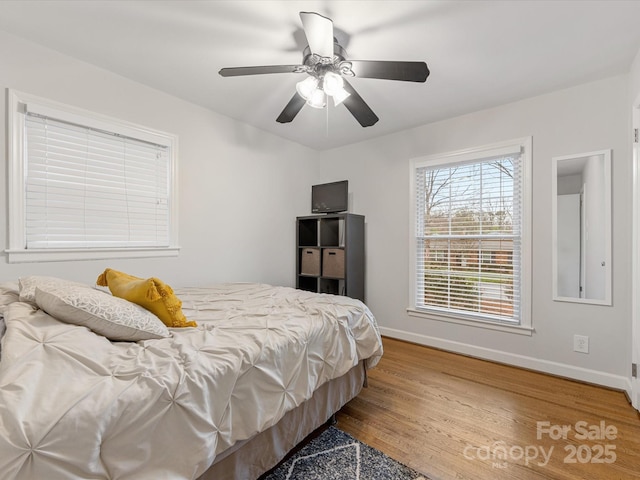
left=24, top=113, right=171, bottom=249
left=414, top=148, right=524, bottom=324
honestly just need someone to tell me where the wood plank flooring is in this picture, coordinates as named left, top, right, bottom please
left=337, top=337, right=640, bottom=480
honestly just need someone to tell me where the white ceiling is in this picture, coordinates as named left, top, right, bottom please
left=1, top=0, right=640, bottom=151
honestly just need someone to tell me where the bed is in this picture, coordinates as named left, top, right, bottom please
left=0, top=276, right=383, bottom=480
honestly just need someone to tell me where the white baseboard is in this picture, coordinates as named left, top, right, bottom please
left=380, top=326, right=631, bottom=393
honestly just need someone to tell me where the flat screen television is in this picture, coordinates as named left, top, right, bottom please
left=311, top=180, right=348, bottom=214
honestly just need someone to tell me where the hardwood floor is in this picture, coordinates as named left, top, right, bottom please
left=337, top=337, right=640, bottom=480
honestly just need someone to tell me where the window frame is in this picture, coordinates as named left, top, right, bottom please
left=408, top=137, right=533, bottom=335
left=6, top=89, right=180, bottom=263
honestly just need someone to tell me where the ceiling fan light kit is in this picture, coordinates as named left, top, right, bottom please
left=218, top=11, right=430, bottom=127
left=296, top=71, right=349, bottom=109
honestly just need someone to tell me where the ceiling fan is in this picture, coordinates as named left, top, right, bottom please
left=218, top=11, right=430, bottom=127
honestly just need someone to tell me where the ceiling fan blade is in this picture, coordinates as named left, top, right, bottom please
left=219, top=65, right=301, bottom=77
left=347, top=60, right=430, bottom=82
left=276, top=93, right=306, bottom=124
left=341, top=79, right=379, bottom=127
left=299, top=11, right=334, bottom=58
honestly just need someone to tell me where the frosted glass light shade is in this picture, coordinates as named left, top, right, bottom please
left=306, top=88, right=326, bottom=108
left=322, top=72, right=344, bottom=96
left=296, top=76, right=318, bottom=100
left=331, top=87, right=350, bottom=106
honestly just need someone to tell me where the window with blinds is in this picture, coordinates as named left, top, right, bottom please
left=25, top=114, right=170, bottom=248
left=7, top=90, right=179, bottom=262
left=411, top=139, right=531, bottom=329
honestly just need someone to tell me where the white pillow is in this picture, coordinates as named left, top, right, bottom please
left=35, top=284, right=170, bottom=341
left=19, top=276, right=89, bottom=303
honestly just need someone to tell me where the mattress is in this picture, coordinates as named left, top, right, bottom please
left=0, top=281, right=383, bottom=480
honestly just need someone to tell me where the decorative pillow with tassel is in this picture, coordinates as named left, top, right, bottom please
left=96, top=268, right=196, bottom=328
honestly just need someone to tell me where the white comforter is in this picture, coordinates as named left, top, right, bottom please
left=0, top=283, right=383, bottom=480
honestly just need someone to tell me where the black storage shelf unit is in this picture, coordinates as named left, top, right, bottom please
left=296, top=213, right=365, bottom=302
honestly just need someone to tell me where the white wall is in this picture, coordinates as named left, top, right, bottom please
left=318, top=75, right=631, bottom=389
left=631, top=46, right=640, bottom=103
left=0, top=30, right=319, bottom=287
left=628, top=45, right=640, bottom=408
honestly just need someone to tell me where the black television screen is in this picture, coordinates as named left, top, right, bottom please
left=312, top=180, right=348, bottom=214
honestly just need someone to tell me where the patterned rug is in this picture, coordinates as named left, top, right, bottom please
left=261, top=426, right=428, bottom=480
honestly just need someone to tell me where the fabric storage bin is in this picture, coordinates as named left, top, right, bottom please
left=300, top=248, right=321, bottom=275
left=322, top=248, right=345, bottom=278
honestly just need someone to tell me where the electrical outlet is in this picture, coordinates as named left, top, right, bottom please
left=573, top=334, right=589, bottom=354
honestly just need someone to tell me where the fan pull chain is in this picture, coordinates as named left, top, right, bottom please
left=326, top=102, right=329, bottom=137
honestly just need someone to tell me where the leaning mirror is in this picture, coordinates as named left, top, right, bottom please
left=552, top=150, right=611, bottom=305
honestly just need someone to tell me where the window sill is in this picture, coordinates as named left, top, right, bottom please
left=407, top=307, right=533, bottom=336
left=5, top=247, right=180, bottom=264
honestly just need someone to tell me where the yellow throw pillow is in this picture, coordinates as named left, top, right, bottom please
left=96, top=269, right=196, bottom=328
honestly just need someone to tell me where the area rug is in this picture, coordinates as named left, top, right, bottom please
left=261, top=426, right=428, bottom=480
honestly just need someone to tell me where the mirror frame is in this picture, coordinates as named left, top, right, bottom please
left=551, top=149, right=612, bottom=305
